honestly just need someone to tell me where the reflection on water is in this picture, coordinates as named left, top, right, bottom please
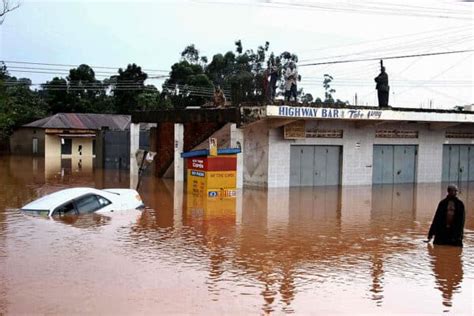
left=0, top=156, right=473, bottom=314
left=428, top=244, right=463, bottom=309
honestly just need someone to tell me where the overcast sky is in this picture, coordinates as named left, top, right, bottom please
left=1, top=0, right=473, bottom=108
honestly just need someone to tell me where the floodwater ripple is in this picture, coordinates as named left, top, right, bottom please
left=0, top=156, right=473, bottom=314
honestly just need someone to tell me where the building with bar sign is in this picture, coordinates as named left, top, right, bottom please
left=130, top=104, right=474, bottom=188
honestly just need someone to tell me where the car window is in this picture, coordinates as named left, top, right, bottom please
left=97, top=196, right=111, bottom=207
left=75, top=194, right=110, bottom=214
left=54, top=202, right=76, bottom=216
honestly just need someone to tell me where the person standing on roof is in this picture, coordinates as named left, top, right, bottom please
left=284, top=62, right=298, bottom=102
left=374, top=60, right=390, bottom=108
left=268, top=64, right=279, bottom=103
left=213, top=86, right=226, bottom=108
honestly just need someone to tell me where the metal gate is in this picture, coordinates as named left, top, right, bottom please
left=442, top=145, right=474, bottom=182
left=103, top=130, right=130, bottom=169
left=290, top=145, right=341, bottom=187
left=102, top=130, right=150, bottom=169
left=373, top=145, right=417, bottom=184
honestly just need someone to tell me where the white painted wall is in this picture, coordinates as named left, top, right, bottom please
left=130, top=123, right=140, bottom=189
left=45, top=134, right=61, bottom=158
left=230, top=123, right=244, bottom=189
left=244, top=119, right=474, bottom=187
left=174, top=123, right=184, bottom=182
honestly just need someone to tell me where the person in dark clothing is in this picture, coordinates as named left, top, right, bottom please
left=268, top=65, right=278, bottom=102
left=427, top=184, right=465, bottom=247
left=374, top=66, right=389, bottom=108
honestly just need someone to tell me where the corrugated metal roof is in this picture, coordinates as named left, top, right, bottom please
left=24, top=113, right=131, bottom=131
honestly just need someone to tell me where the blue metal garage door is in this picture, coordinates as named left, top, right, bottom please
left=442, top=145, right=474, bottom=182
left=373, top=145, right=417, bottom=184
left=290, top=145, right=342, bottom=187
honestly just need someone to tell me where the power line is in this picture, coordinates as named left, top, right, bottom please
left=204, top=0, right=473, bottom=20
left=268, top=0, right=473, bottom=19
left=5, top=69, right=169, bottom=79
left=395, top=54, right=473, bottom=99
left=299, top=49, right=474, bottom=67
left=1, top=80, right=231, bottom=96
left=6, top=66, right=165, bottom=76
left=298, top=24, right=472, bottom=56
left=299, top=29, right=472, bottom=63
left=2, top=60, right=169, bottom=73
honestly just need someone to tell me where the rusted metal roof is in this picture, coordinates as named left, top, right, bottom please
left=24, top=113, right=131, bottom=131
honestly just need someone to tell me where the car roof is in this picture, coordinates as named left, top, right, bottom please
left=21, top=187, right=107, bottom=211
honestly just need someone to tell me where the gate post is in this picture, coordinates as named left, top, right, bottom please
left=230, top=123, right=243, bottom=188
left=130, top=123, right=140, bottom=189
left=174, top=123, right=184, bottom=182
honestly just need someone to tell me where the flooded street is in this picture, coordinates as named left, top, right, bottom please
left=0, top=156, right=473, bottom=315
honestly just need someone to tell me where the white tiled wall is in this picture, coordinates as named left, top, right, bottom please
left=241, top=120, right=474, bottom=187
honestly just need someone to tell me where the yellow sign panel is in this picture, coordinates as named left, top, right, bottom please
left=207, top=171, right=236, bottom=189
left=187, top=169, right=206, bottom=195
left=187, top=169, right=236, bottom=196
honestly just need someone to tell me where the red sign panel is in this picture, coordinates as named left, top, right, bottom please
left=186, top=156, right=236, bottom=171
left=187, top=158, right=207, bottom=170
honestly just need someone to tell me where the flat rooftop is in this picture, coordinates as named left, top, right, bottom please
left=131, top=104, right=474, bottom=127
left=265, top=105, right=474, bottom=123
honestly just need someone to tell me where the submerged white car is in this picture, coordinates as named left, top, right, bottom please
left=21, top=187, right=144, bottom=217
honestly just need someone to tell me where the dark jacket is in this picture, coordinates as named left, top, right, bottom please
left=428, top=196, right=465, bottom=247
left=374, top=72, right=389, bottom=92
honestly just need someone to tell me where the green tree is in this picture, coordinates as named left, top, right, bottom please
left=181, top=44, right=200, bottom=64
left=0, top=62, right=8, bottom=80
left=205, top=41, right=273, bottom=104
left=136, top=85, right=171, bottom=110
left=164, top=45, right=213, bottom=108
left=67, top=64, right=107, bottom=112
left=323, top=74, right=336, bottom=104
left=41, top=65, right=111, bottom=114
left=165, top=41, right=301, bottom=106
left=227, top=41, right=270, bottom=104
left=301, top=92, right=314, bottom=103
left=206, top=51, right=235, bottom=87
left=111, top=63, right=148, bottom=114
left=0, top=76, right=47, bottom=138
left=41, top=77, right=70, bottom=113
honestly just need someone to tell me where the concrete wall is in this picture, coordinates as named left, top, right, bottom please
left=67, top=138, right=93, bottom=158
left=45, top=135, right=94, bottom=158
left=10, top=128, right=45, bottom=155
left=250, top=120, right=474, bottom=187
left=45, top=134, right=61, bottom=158
left=230, top=124, right=244, bottom=189
left=243, top=121, right=270, bottom=187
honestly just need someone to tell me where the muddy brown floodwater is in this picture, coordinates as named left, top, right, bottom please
left=0, top=156, right=473, bottom=314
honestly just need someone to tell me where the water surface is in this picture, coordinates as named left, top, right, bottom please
left=0, top=156, right=472, bottom=314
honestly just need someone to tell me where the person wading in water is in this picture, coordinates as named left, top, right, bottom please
left=427, top=184, right=465, bottom=247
